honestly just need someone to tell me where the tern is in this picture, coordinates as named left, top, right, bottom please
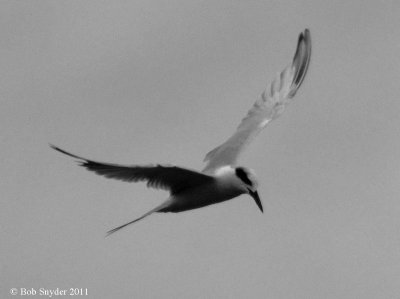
left=51, top=29, right=311, bottom=235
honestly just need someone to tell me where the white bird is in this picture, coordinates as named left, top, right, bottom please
left=51, top=29, right=311, bottom=236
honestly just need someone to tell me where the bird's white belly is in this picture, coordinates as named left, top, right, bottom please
left=160, top=183, right=243, bottom=213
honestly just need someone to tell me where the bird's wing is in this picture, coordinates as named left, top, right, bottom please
left=203, top=29, right=311, bottom=173
left=51, top=145, right=215, bottom=195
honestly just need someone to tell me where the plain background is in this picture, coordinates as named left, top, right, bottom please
left=2, top=1, right=400, bottom=298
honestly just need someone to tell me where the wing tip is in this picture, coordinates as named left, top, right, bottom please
left=50, top=143, right=75, bottom=158
left=50, top=144, right=86, bottom=160
left=289, top=28, right=312, bottom=97
left=50, top=144, right=92, bottom=170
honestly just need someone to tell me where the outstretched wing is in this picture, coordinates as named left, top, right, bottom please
left=51, top=145, right=214, bottom=195
left=203, top=29, right=311, bottom=173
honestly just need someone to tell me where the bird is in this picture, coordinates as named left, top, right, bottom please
left=51, top=29, right=311, bottom=236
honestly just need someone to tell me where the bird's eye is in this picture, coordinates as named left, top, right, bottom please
left=235, top=167, right=252, bottom=186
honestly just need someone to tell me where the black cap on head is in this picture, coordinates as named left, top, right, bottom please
left=235, top=167, right=252, bottom=186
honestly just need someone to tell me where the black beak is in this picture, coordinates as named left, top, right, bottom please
left=248, top=189, right=263, bottom=213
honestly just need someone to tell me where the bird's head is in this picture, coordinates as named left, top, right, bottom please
left=235, top=167, right=263, bottom=213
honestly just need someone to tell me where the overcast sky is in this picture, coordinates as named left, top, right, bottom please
left=2, top=1, right=400, bottom=298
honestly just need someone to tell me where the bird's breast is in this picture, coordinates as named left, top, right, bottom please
left=161, top=181, right=244, bottom=213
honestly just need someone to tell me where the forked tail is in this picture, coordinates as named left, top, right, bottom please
left=106, top=199, right=172, bottom=236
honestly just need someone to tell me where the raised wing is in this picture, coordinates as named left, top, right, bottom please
left=203, top=29, right=311, bottom=173
left=51, top=145, right=214, bottom=195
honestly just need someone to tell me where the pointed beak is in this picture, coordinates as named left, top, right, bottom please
left=248, top=189, right=263, bottom=213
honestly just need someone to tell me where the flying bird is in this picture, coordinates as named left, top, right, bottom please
left=51, top=29, right=311, bottom=235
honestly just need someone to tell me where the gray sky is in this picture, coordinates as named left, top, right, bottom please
left=2, top=1, right=400, bottom=298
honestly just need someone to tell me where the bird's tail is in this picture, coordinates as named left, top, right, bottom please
left=106, top=199, right=172, bottom=236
